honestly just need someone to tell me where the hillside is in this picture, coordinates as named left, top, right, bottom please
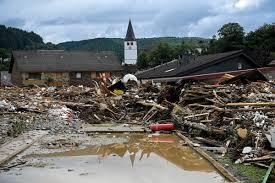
left=0, top=25, right=44, bottom=50
left=0, top=24, right=208, bottom=61
left=58, top=37, right=209, bottom=61
left=0, top=25, right=57, bottom=51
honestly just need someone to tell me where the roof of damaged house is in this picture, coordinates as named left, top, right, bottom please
left=136, top=50, right=259, bottom=79
left=10, top=50, right=122, bottom=72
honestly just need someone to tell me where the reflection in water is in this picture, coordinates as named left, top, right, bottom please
left=0, top=134, right=228, bottom=183
left=40, top=134, right=215, bottom=172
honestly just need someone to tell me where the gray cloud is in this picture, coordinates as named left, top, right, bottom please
left=0, top=0, right=274, bottom=43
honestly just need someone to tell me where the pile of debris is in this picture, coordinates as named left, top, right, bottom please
left=0, top=75, right=274, bottom=170
left=0, top=87, right=81, bottom=145
left=172, top=81, right=275, bottom=167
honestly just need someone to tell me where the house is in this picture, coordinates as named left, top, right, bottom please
left=135, top=50, right=275, bottom=83
left=9, top=50, right=123, bottom=86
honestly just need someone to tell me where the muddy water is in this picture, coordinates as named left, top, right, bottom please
left=0, top=134, right=228, bottom=183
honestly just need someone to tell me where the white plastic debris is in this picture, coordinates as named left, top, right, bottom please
left=123, top=124, right=130, bottom=127
left=235, top=159, right=242, bottom=164
left=242, top=146, right=252, bottom=154
left=0, top=100, right=16, bottom=111
left=122, top=74, right=140, bottom=84
left=47, top=86, right=56, bottom=91
left=265, top=125, right=275, bottom=148
left=253, top=111, right=267, bottom=127
left=48, top=106, right=73, bottom=120
left=0, top=100, right=8, bottom=109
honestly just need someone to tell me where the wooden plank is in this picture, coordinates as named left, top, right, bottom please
left=226, top=102, right=275, bottom=107
left=262, top=161, right=275, bottom=183
left=176, top=132, right=240, bottom=182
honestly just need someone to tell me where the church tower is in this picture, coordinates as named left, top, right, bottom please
left=124, top=20, right=137, bottom=65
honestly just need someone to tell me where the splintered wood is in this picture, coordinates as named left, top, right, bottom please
left=173, top=82, right=275, bottom=166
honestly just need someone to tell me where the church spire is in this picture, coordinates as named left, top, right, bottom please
left=125, top=20, right=136, bottom=41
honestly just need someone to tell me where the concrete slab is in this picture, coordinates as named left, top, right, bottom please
left=0, top=130, right=48, bottom=166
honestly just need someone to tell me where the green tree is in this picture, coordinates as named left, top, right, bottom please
left=217, top=23, right=245, bottom=51
left=0, top=48, right=10, bottom=71
left=207, top=23, right=245, bottom=53
left=155, top=42, right=173, bottom=64
left=0, top=24, right=44, bottom=50
left=246, top=23, right=275, bottom=51
left=137, top=52, right=149, bottom=69
left=174, top=42, right=198, bottom=57
left=0, top=48, right=9, bottom=59
left=218, top=23, right=245, bottom=39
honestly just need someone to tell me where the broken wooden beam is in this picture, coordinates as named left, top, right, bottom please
left=173, top=115, right=226, bottom=136
left=176, top=132, right=240, bottom=182
left=183, top=113, right=209, bottom=119
left=137, top=100, right=168, bottom=110
left=195, top=137, right=222, bottom=147
left=262, top=161, right=275, bottom=183
left=226, top=102, right=275, bottom=107
left=243, top=155, right=272, bottom=163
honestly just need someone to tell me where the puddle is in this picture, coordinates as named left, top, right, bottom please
left=0, top=134, right=228, bottom=183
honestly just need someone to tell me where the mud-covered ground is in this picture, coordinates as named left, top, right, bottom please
left=0, top=133, right=228, bottom=183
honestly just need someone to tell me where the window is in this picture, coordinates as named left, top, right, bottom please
left=76, top=72, right=82, bottom=79
left=127, top=42, right=130, bottom=46
left=165, top=68, right=176, bottom=73
left=131, top=42, right=133, bottom=46
left=28, top=73, right=41, bottom=80
left=238, top=63, right=242, bottom=70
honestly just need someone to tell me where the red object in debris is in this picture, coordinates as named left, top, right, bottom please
left=149, top=123, right=174, bottom=132
left=213, top=83, right=220, bottom=87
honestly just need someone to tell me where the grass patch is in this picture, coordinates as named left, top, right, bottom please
left=7, top=120, right=26, bottom=137
left=218, top=156, right=267, bottom=182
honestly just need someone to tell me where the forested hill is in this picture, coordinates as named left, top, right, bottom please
left=0, top=25, right=56, bottom=50
left=58, top=37, right=208, bottom=61
left=0, top=24, right=208, bottom=60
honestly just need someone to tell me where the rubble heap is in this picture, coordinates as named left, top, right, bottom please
left=0, top=79, right=275, bottom=168
left=172, top=81, right=275, bottom=165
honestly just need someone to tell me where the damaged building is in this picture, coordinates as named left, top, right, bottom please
left=9, top=50, right=123, bottom=86
left=136, top=50, right=275, bottom=83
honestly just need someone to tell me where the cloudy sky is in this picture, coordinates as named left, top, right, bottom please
left=0, top=0, right=274, bottom=43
